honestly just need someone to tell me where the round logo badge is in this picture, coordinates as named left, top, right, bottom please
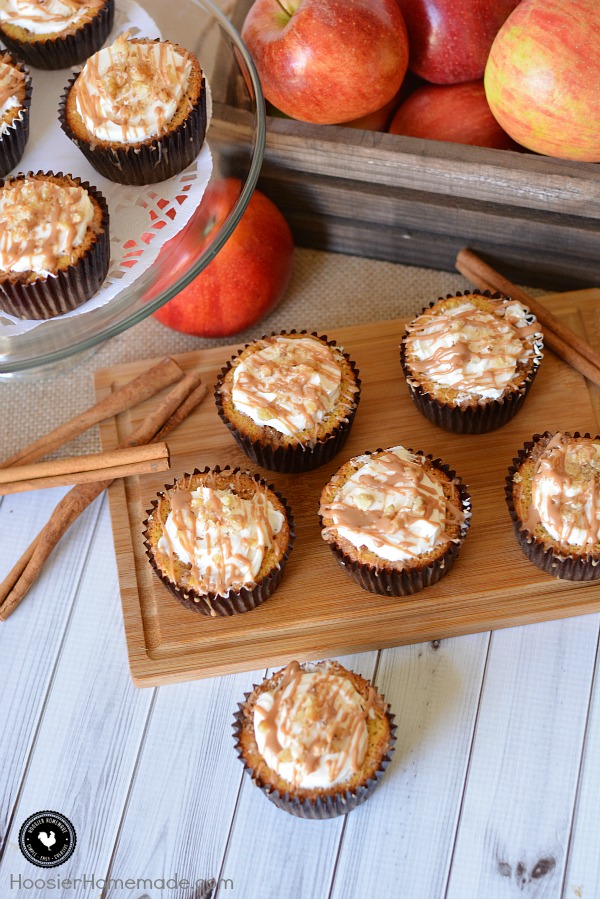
left=18, top=811, right=76, bottom=868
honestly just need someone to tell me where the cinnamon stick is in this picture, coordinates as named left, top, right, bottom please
left=456, top=248, right=600, bottom=388
left=0, top=443, right=171, bottom=495
left=0, top=356, right=183, bottom=470
left=0, top=369, right=206, bottom=622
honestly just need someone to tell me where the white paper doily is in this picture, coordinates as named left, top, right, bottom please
left=0, top=0, right=213, bottom=335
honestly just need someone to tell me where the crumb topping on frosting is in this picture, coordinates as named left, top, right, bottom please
left=253, top=661, right=377, bottom=789
left=526, top=433, right=600, bottom=547
left=0, top=177, right=94, bottom=276
left=404, top=298, right=542, bottom=402
left=231, top=336, right=355, bottom=438
left=0, top=57, right=24, bottom=134
left=320, top=446, right=464, bottom=562
left=157, top=475, right=285, bottom=597
left=74, top=35, right=193, bottom=144
left=0, top=0, right=103, bottom=35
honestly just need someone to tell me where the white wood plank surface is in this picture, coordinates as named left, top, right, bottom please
left=0, top=500, right=154, bottom=897
left=445, top=616, right=600, bottom=899
left=561, top=628, right=600, bottom=899
left=103, top=668, right=266, bottom=899
left=330, top=634, right=490, bottom=899
left=0, top=488, right=103, bottom=850
left=215, top=653, right=378, bottom=899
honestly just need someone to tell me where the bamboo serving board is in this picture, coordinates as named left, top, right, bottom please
left=96, top=289, right=600, bottom=687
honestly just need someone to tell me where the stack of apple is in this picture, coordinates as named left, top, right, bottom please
left=242, top=0, right=600, bottom=161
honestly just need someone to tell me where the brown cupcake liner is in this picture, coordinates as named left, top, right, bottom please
left=143, top=466, right=295, bottom=617
left=506, top=431, right=600, bottom=581
left=0, top=171, right=110, bottom=320
left=215, top=330, right=362, bottom=474
left=0, top=0, right=114, bottom=70
left=59, top=69, right=207, bottom=185
left=232, top=678, right=397, bottom=819
left=400, top=290, right=543, bottom=435
left=320, top=450, right=472, bottom=597
left=0, top=56, right=32, bottom=178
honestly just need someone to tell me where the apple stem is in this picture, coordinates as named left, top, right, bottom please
left=273, top=0, right=294, bottom=20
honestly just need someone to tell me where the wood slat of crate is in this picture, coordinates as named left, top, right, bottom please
left=211, top=2, right=600, bottom=289
left=97, top=289, right=600, bottom=687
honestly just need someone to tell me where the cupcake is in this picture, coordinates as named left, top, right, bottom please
left=0, top=0, right=114, bottom=70
left=0, top=170, right=110, bottom=320
left=233, top=659, right=396, bottom=818
left=143, top=466, right=295, bottom=618
left=59, top=34, right=207, bottom=185
left=215, top=331, right=361, bottom=474
left=319, top=445, right=471, bottom=596
left=506, top=431, right=600, bottom=581
left=400, top=290, right=543, bottom=434
left=0, top=52, right=32, bottom=178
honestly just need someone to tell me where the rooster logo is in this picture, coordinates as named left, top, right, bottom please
left=37, top=831, right=57, bottom=850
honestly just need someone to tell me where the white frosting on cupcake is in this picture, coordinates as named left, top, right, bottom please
left=0, top=0, right=102, bottom=35
left=231, top=336, right=344, bottom=437
left=74, top=35, right=192, bottom=144
left=0, top=177, right=94, bottom=276
left=0, top=57, right=24, bottom=135
left=253, top=661, right=373, bottom=790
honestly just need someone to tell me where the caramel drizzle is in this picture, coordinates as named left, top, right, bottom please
left=0, top=0, right=103, bottom=26
left=404, top=300, right=539, bottom=394
left=157, top=472, right=279, bottom=596
left=0, top=178, right=90, bottom=274
left=255, top=662, right=378, bottom=787
left=75, top=36, right=191, bottom=141
left=322, top=451, right=461, bottom=559
left=526, top=433, right=600, bottom=547
left=234, top=337, right=356, bottom=440
left=0, top=59, right=24, bottom=112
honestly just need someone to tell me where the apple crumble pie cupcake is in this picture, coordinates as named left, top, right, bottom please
left=215, top=331, right=361, bottom=473
left=506, top=431, right=600, bottom=580
left=400, top=290, right=543, bottom=434
left=0, top=52, right=31, bottom=177
left=233, top=659, right=396, bottom=818
left=319, top=445, right=471, bottom=596
left=143, top=466, right=295, bottom=617
left=0, top=170, right=109, bottom=319
left=0, top=0, right=114, bottom=70
left=59, top=34, right=207, bottom=185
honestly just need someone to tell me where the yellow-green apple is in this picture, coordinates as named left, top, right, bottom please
left=389, top=81, right=519, bottom=149
left=151, top=179, right=294, bottom=338
left=485, top=0, right=600, bottom=161
left=396, top=0, right=520, bottom=84
left=241, top=0, right=409, bottom=124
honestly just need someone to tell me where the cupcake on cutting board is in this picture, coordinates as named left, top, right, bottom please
left=400, top=290, right=543, bottom=434
left=216, top=331, right=361, bottom=473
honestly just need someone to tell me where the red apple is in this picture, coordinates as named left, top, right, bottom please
left=396, top=0, right=521, bottom=84
left=151, top=179, right=294, bottom=338
left=485, top=0, right=600, bottom=161
left=241, top=0, right=409, bottom=124
left=388, top=81, right=519, bottom=150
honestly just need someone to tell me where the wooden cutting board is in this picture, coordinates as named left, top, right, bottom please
left=95, top=289, right=600, bottom=687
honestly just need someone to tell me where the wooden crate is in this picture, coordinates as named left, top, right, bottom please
left=209, top=0, right=600, bottom=290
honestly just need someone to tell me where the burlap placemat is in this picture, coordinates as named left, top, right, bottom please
left=0, top=248, right=537, bottom=460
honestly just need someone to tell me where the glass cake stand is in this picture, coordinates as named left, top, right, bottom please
left=0, top=0, right=266, bottom=377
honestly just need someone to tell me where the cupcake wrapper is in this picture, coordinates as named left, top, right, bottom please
left=0, top=171, right=110, bottom=320
left=0, top=58, right=32, bottom=178
left=400, top=290, right=543, bottom=435
left=215, top=331, right=362, bottom=474
left=321, top=451, right=472, bottom=597
left=143, top=466, right=295, bottom=617
left=59, top=71, right=207, bottom=185
left=0, top=0, right=114, bottom=69
left=232, top=689, right=397, bottom=819
left=506, top=431, right=600, bottom=581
